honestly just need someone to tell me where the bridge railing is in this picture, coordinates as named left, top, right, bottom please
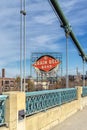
left=0, top=95, right=8, bottom=126
left=26, top=88, right=77, bottom=116
left=82, top=86, right=87, bottom=97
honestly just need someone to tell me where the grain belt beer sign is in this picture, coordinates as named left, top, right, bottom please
left=33, top=55, right=60, bottom=72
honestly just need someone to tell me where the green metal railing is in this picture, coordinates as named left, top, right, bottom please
left=82, top=86, right=87, bottom=97
left=26, top=88, right=77, bottom=116
left=0, top=95, right=8, bottom=126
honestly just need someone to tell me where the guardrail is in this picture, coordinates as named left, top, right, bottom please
left=0, top=95, right=8, bottom=126
left=26, top=88, right=77, bottom=116
left=82, top=86, right=87, bottom=97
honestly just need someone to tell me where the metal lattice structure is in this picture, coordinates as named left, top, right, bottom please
left=30, top=52, right=62, bottom=83
left=26, top=88, right=77, bottom=116
left=0, top=95, right=8, bottom=125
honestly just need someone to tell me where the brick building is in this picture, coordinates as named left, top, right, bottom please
left=0, top=69, right=16, bottom=93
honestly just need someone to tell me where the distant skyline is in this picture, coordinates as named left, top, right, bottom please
left=0, top=0, right=87, bottom=77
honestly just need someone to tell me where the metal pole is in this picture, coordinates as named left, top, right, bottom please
left=20, top=0, right=23, bottom=91
left=83, top=60, right=85, bottom=86
left=20, top=0, right=26, bottom=92
left=23, top=0, right=26, bottom=92
left=30, top=53, right=32, bottom=77
left=66, top=34, right=69, bottom=88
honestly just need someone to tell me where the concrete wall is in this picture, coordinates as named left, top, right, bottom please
left=0, top=86, right=87, bottom=130
left=0, top=92, right=25, bottom=130
left=26, top=100, right=79, bottom=130
left=26, top=86, right=83, bottom=130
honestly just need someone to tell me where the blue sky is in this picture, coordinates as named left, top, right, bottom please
left=0, top=0, right=87, bottom=77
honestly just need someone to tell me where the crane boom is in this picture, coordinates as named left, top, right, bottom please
left=49, top=0, right=87, bottom=62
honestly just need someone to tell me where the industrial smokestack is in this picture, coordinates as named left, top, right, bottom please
left=2, top=68, right=5, bottom=78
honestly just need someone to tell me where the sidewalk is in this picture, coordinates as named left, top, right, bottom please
left=50, top=106, right=87, bottom=130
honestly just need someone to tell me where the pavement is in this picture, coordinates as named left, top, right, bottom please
left=50, top=106, right=87, bottom=130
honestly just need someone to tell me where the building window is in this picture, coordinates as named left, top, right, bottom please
left=5, top=81, right=9, bottom=84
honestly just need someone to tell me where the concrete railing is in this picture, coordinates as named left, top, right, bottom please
left=0, top=86, right=87, bottom=130
left=26, top=88, right=77, bottom=116
left=0, top=95, right=8, bottom=126
left=82, top=86, right=87, bottom=97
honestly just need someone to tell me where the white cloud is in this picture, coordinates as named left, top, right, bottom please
left=0, top=0, right=87, bottom=77
left=33, top=13, right=56, bottom=25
